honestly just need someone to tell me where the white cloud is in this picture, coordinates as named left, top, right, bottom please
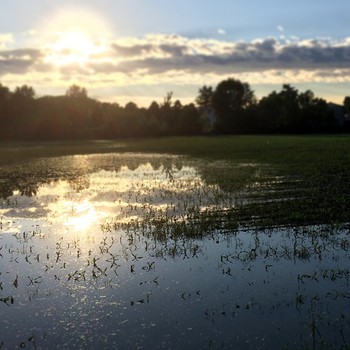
left=1, top=32, right=350, bottom=104
left=104, top=35, right=350, bottom=76
left=0, top=34, right=14, bottom=49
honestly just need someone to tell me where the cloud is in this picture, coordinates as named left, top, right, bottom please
left=111, top=43, right=154, bottom=57
left=277, top=25, right=284, bottom=32
left=0, top=48, right=43, bottom=74
left=217, top=29, right=226, bottom=35
left=0, top=34, right=14, bottom=49
left=89, top=35, right=350, bottom=76
left=1, top=33, right=350, bottom=96
left=0, top=48, right=42, bottom=60
left=5, top=34, right=350, bottom=76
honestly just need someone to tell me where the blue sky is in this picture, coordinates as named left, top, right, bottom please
left=0, top=0, right=349, bottom=105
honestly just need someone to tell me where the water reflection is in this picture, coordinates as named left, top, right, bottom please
left=0, top=155, right=239, bottom=239
left=0, top=153, right=349, bottom=349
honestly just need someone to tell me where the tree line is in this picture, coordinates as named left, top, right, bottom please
left=197, top=79, right=349, bottom=134
left=0, top=79, right=349, bottom=140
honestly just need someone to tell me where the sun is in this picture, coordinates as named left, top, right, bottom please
left=47, top=31, right=98, bottom=65
left=40, top=8, right=111, bottom=66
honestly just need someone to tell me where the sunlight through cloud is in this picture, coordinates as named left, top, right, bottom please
left=39, top=7, right=111, bottom=66
left=46, top=31, right=105, bottom=66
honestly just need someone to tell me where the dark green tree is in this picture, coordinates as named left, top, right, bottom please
left=304, top=97, right=333, bottom=132
left=66, top=84, right=87, bottom=99
left=344, top=96, right=350, bottom=116
left=13, top=85, right=36, bottom=100
left=176, top=103, right=201, bottom=135
left=0, top=83, right=10, bottom=100
left=146, top=101, right=162, bottom=136
left=158, top=92, right=174, bottom=135
left=124, top=101, right=138, bottom=113
left=0, top=84, right=11, bottom=115
left=257, top=85, right=300, bottom=132
left=148, top=101, right=160, bottom=117
left=212, top=78, right=256, bottom=133
left=173, top=99, right=182, bottom=111
left=162, top=91, right=173, bottom=109
left=196, top=85, right=214, bottom=109
left=0, top=84, right=12, bottom=138
left=257, top=85, right=334, bottom=133
left=9, top=85, right=37, bottom=138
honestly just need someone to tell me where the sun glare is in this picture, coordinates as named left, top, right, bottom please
left=41, top=8, right=111, bottom=66
left=65, top=201, right=98, bottom=232
left=46, top=31, right=105, bottom=66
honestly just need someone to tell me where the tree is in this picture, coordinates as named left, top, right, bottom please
left=66, top=85, right=87, bottom=99
left=177, top=103, right=201, bottom=135
left=344, top=96, right=350, bottom=116
left=13, top=85, right=36, bottom=100
left=301, top=97, right=333, bottom=132
left=162, top=91, right=173, bottom=108
left=0, top=84, right=12, bottom=138
left=0, top=84, right=11, bottom=115
left=212, top=78, right=256, bottom=133
left=257, top=85, right=334, bottom=133
left=64, top=85, right=91, bottom=137
left=0, top=83, right=10, bottom=101
left=7, top=85, right=37, bottom=138
left=196, top=85, right=214, bottom=109
left=298, top=90, right=315, bottom=109
left=173, top=99, right=182, bottom=110
left=148, top=101, right=160, bottom=116
left=124, top=101, right=138, bottom=113
left=278, top=84, right=300, bottom=131
left=257, top=91, right=283, bottom=132
left=158, top=92, right=174, bottom=135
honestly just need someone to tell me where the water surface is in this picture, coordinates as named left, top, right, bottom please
left=0, top=153, right=349, bottom=349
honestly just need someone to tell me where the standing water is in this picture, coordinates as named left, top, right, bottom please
left=0, top=154, right=349, bottom=349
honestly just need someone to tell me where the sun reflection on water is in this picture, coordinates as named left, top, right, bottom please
left=0, top=160, right=211, bottom=242
left=64, top=201, right=99, bottom=233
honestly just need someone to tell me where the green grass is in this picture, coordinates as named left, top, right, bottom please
left=0, top=140, right=128, bottom=165
left=122, top=134, right=350, bottom=168
left=1, top=134, right=349, bottom=167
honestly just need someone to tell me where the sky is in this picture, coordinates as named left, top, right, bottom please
left=0, top=0, right=349, bottom=106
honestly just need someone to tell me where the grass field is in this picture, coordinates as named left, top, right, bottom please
left=124, top=135, right=350, bottom=176
left=1, top=134, right=349, bottom=167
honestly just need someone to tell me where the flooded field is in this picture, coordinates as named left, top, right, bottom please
left=0, top=152, right=349, bottom=349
